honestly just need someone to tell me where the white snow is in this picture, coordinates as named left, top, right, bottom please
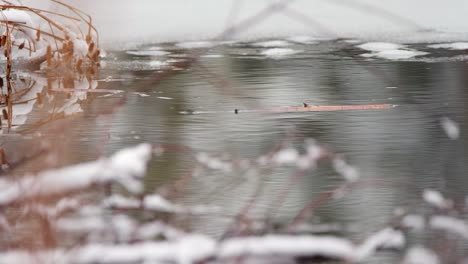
left=102, top=195, right=141, bottom=209
left=0, top=231, right=414, bottom=263
left=0, top=144, right=152, bottom=206
left=402, top=214, right=425, bottom=230
left=134, top=92, right=150, bottom=97
left=201, top=54, right=224, bottom=58
left=135, top=221, right=185, bottom=240
left=261, top=48, right=300, bottom=58
left=430, top=215, right=468, bottom=240
left=148, top=60, right=168, bottom=68
left=355, top=228, right=405, bottom=261
left=333, top=158, right=359, bottom=182
left=428, top=42, right=468, bottom=50
left=74, top=235, right=216, bottom=264
left=273, top=148, right=299, bottom=165
left=362, top=49, right=427, bottom=60
left=218, top=235, right=355, bottom=260
left=357, top=42, right=404, bottom=52
left=403, top=247, right=440, bottom=264
left=252, top=40, right=291, bottom=48
left=440, top=117, right=460, bottom=140
left=423, top=189, right=451, bottom=209
left=0, top=9, right=36, bottom=40
left=357, top=42, right=427, bottom=60
left=126, top=50, right=170, bottom=56
left=157, top=96, right=173, bottom=100
left=143, top=194, right=182, bottom=213
left=196, top=152, right=232, bottom=172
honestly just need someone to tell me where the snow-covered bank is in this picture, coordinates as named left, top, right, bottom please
left=0, top=230, right=404, bottom=263
left=0, top=144, right=152, bottom=206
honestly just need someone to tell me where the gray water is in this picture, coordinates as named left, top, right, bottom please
left=10, top=40, right=468, bottom=262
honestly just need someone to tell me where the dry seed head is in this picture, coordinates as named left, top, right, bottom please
left=37, top=92, right=43, bottom=105
left=0, top=148, right=6, bottom=165
left=91, top=49, right=100, bottom=61
left=88, top=42, right=95, bottom=53
left=0, top=35, right=5, bottom=47
left=76, top=58, right=83, bottom=71
left=2, top=109, right=7, bottom=120
left=46, top=45, right=52, bottom=66
left=36, top=29, right=41, bottom=41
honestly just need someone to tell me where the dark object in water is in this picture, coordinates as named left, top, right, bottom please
left=234, top=109, right=239, bottom=114
left=303, top=102, right=308, bottom=107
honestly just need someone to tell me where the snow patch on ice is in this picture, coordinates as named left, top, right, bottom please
left=126, top=50, right=170, bottom=56
left=357, top=42, right=404, bottom=52
left=428, top=42, right=468, bottom=50
left=252, top=40, right=291, bottom=48
left=362, top=49, right=427, bottom=60
left=261, top=48, right=300, bottom=58
left=157, top=96, right=173, bottom=100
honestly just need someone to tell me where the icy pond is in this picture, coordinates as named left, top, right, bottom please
left=3, top=38, right=468, bottom=263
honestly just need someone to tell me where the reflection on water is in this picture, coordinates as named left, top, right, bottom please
left=3, top=39, right=468, bottom=262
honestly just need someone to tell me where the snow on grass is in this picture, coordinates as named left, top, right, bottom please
left=273, top=148, right=299, bottom=165
left=429, top=215, right=468, bottom=240
left=261, top=48, right=300, bottom=58
left=402, top=214, right=425, bottom=230
left=428, top=42, right=468, bottom=50
left=218, top=235, right=355, bottom=260
left=252, top=40, right=292, bottom=48
left=357, top=42, right=405, bottom=52
left=175, top=41, right=216, bottom=49
left=355, top=228, right=405, bottom=261
left=103, top=194, right=218, bottom=214
left=403, top=246, right=440, bottom=264
left=423, top=189, right=452, bottom=209
left=126, top=50, right=170, bottom=56
left=72, top=235, right=216, bottom=264
left=0, top=9, right=36, bottom=40
left=135, top=221, right=185, bottom=241
left=196, top=152, right=233, bottom=172
left=333, top=157, right=359, bottom=182
left=0, top=144, right=152, bottom=206
left=0, top=229, right=414, bottom=264
left=0, top=231, right=410, bottom=263
left=440, top=117, right=460, bottom=140
left=102, top=194, right=140, bottom=209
